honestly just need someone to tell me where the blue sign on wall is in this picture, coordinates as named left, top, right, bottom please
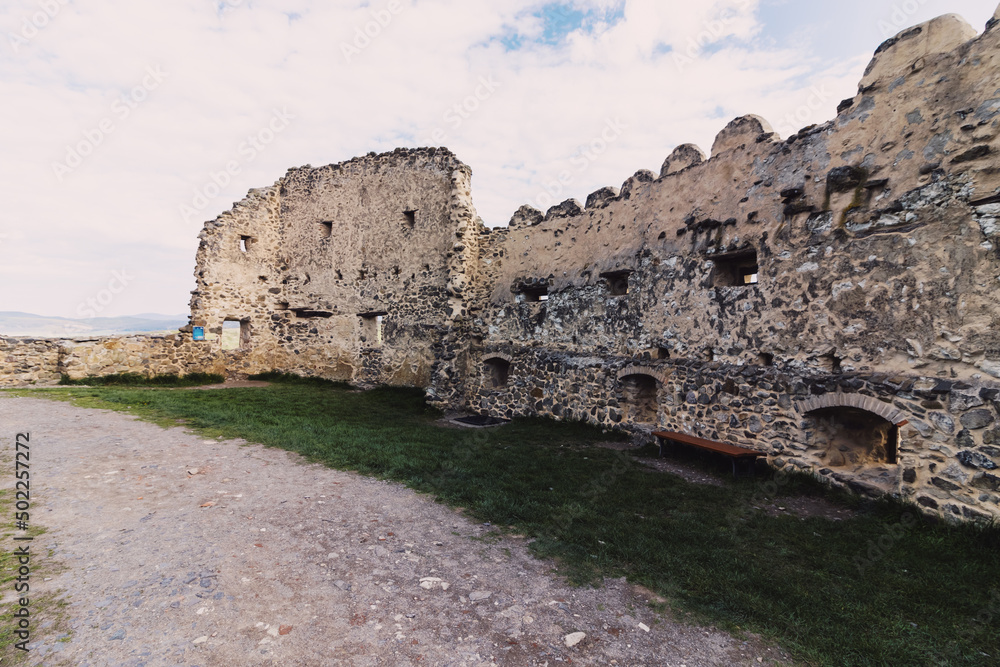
left=192, top=326, right=205, bottom=341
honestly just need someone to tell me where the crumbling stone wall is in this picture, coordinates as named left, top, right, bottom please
left=0, top=338, right=63, bottom=385
left=458, top=10, right=1000, bottom=522
left=186, top=148, right=481, bottom=388
left=0, top=334, right=218, bottom=386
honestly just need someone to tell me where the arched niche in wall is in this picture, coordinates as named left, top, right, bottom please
left=483, top=354, right=512, bottom=389
left=794, top=393, right=909, bottom=468
left=806, top=407, right=899, bottom=467
left=616, top=366, right=669, bottom=425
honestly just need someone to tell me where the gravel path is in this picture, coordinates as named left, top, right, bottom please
left=0, top=395, right=793, bottom=666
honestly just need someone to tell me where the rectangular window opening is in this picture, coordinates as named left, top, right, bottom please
left=518, top=286, right=549, bottom=303
left=320, top=221, right=333, bottom=238
left=600, top=270, right=632, bottom=296
left=711, top=249, right=759, bottom=287
left=222, top=319, right=249, bottom=351
left=239, top=236, right=251, bottom=253
left=820, top=352, right=842, bottom=373
left=359, top=311, right=387, bottom=347
left=403, top=210, right=417, bottom=228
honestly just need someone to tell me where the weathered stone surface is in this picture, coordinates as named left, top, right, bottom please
left=950, top=389, right=985, bottom=412
left=860, top=14, right=977, bottom=90
left=544, top=199, right=584, bottom=221
left=931, top=477, right=961, bottom=492
left=957, top=450, right=998, bottom=470
left=660, top=144, right=706, bottom=177
left=971, top=472, right=1000, bottom=492
left=961, top=409, right=995, bottom=430
left=711, top=115, right=774, bottom=156
left=826, top=166, right=867, bottom=193
left=928, top=412, right=956, bottom=435
left=956, top=430, right=976, bottom=448
left=586, top=187, right=620, bottom=210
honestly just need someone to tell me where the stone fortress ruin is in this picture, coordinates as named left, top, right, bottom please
left=4, top=9, right=1000, bottom=522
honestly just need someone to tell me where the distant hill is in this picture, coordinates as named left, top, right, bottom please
left=0, top=312, right=188, bottom=338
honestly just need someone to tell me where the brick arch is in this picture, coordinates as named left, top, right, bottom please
left=616, top=365, right=669, bottom=385
left=483, top=353, right=513, bottom=364
left=794, top=392, right=909, bottom=426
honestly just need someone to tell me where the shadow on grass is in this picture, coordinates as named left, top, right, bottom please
left=58, top=372, right=224, bottom=387
left=8, top=380, right=1000, bottom=667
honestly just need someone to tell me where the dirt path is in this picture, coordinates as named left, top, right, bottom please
left=0, top=395, right=794, bottom=666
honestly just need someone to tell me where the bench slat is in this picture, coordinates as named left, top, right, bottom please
left=652, top=430, right=762, bottom=458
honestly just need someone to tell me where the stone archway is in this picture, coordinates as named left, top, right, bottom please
left=793, top=392, right=909, bottom=427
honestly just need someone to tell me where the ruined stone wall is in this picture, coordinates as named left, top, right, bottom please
left=461, top=11, right=1000, bottom=522
left=0, top=334, right=220, bottom=386
left=0, top=338, right=63, bottom=386
left=187, top=147, right=481, bottom=388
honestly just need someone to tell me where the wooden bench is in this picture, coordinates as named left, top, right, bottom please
left=652, top=430, right=763, bottom=478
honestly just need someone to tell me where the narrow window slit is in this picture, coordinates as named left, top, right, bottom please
left=359, top=311, right=387, bottom=347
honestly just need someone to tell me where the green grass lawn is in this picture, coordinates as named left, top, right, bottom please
left=8, top=379, right=1000, bottom=666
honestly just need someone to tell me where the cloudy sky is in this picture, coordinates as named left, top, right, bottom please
left=1, top=0, right=996, bottom=319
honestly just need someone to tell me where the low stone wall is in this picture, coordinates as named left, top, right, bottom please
left=0, top=334, right=221, bottom=386
left=0, top=338, right=63, bottom=386
left=466, top=347, right=1000, bottom=522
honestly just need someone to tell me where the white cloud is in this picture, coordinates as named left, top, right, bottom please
left=0, top=0, right=995, bottom=317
